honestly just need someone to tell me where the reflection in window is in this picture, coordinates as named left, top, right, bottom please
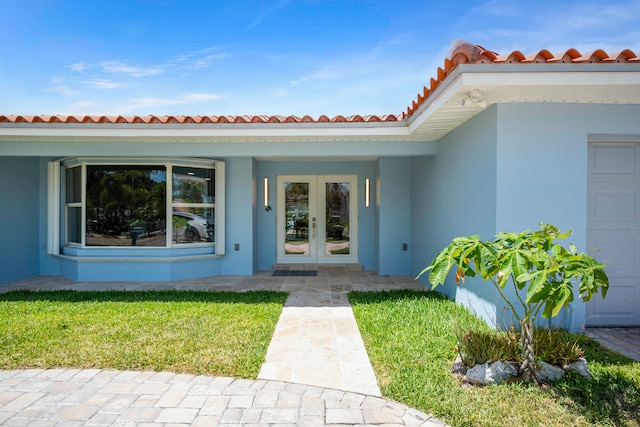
left=325, top=182, right=350, bottom=255
left=284, top=182, right=310, bottom=255
left=62, top=159, right=219, bottom=249
left=172, top=167, right=215, bottom=244
left=172, top=167, right=214, bottom=204
left=86, top=166, right=167, bottom=247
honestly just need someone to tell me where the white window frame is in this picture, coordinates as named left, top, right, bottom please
left=53, top=157, right=225, bottom=254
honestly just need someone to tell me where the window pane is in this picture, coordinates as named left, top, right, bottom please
left=67, top=207, right=82, bottom=244
left=172, top=167, right=214, bottom=204
left=325, top=182, right=350, bottom=255
left=285, top=182, right=309, bottom=255
left=172, top=207, right=214, bottom=244
left=86, top=166, right=167, bottom=247
left=66, top=167, right=81, bottom=203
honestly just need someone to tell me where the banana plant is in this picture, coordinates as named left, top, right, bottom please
left=418, top=223, right=609, bottom=383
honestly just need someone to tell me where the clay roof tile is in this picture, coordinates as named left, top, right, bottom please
left=523, top=49, right=555, bottom=63
left=496, top=50, right=526, bottom=63
left=605, top=49, right=639, bottom=62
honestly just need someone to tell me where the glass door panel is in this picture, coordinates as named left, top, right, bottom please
left=324, top=182, right=350, bottom=256
left=317, top=176, right=357, bottom=264
left=285, top=181, right=310, bottom=256
left=277, top=176, right=317, bottom=263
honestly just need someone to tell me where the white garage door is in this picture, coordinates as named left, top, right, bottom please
left=586, top=141, right=640, bottom=326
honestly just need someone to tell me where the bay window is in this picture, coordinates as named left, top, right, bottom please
left=58, top=158, right=224, bottom=252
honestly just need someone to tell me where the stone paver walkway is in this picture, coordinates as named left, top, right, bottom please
left=259, top=266, right=386, bottom=396
left=0, top=369, right=445, bottom=426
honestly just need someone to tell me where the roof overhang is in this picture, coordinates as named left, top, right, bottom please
left=406, top=62, right=640, bottom=141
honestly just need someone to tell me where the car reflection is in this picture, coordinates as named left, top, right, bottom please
left=173, top=212, right=211, bottom=242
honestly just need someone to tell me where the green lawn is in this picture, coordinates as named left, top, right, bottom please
left=0, top=290, right=287, bottom=378
left=350, top=290, right=640, bottom=427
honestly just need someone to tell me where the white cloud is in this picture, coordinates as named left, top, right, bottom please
left=66, top=101, right=101, bottom=113
left=80, top=78, right=122, bottom=89
left=170, top=46, right=229, bottom=70
left=127, top=93, right=223, bottom=109
left=290, top=68, right=342, bottom=86
left=245, top=0, right=292, bottom=31
left=182, top=93, right=223, bottom=102
left=99, top=61, right=165, bottom=77
left=67, top=62, right=90, bottom=73
left=47, top=85, right=79, bottom=97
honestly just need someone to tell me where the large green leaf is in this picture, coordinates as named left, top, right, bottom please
left=417, top=224, right=609, bottom=329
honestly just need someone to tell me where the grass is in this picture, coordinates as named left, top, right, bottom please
left=0, top=290, right=287, bottom=378
left=349, top=289, right=640, bottom=427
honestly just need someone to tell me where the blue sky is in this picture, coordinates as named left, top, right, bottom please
left=1, top=0, right=638, bottom=117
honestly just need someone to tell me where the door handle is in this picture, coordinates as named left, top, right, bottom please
left=312, top=217, right=317, bottom=238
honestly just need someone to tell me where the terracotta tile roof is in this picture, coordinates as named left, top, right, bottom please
left=1, top=41, right=637, bottom=125
left=402, top=40, right=639, bottom=118
left=0, top=114, right=400, bottom=124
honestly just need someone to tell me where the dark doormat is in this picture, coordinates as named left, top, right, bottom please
left=272, top=270, right=318, bottom=277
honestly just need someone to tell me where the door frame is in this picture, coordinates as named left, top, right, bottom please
left=276, top=174, right=358, bottom=264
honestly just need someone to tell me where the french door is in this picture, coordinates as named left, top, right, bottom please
left=276, top=175, right=358, bottom=264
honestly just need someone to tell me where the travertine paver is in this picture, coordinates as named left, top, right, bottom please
left=0, top=370, right=447, bottom=426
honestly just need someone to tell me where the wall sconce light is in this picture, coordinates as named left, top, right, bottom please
left=365, top=178, right=370, bottom=208
left=264, top=177, right=271, bottom=211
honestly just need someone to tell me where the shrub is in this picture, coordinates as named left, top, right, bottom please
left=456, top=327, right=585, bottom=368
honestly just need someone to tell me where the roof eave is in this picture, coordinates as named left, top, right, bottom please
left=405, top=62, right=640, bottom=141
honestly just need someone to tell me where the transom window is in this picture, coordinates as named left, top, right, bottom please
left=59, top=158, right=223, bottom=250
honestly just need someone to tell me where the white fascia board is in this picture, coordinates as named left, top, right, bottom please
left=406, top=68, right=465, bottom=134
left=458, top=70, right=640, bottom=86
left=0, top=121, right=411, bottom=139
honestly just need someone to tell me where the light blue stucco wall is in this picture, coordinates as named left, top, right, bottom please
left=495, top=103, right=640, bottom=331
left=411, top=103, right=640, bottom=332
left=256, top=160, right=377, bottom=271
left=411, top=105, right=499, bottom=326
left=377, top=157, right=411, bottom=275
left=0, top=157, right=40, bottom=283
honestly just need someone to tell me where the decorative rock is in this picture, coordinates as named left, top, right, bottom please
left=490, top=360, right=519, bottom=383
left=537, top=361, right=565, bottom=383
left=564, top=357, right=592, bottom=379
left=465, top=361, right=518, bottom=385
left=454, top=357, right=593, bottom=385
left=465, top=363, right=491, bottom=385
left=451, top=355, right=467, bottom=376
